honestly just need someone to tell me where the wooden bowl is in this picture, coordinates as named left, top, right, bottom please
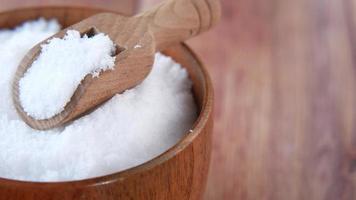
left=0, top=6, right=213, bottom=200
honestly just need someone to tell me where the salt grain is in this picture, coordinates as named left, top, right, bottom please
left=19, top=30, right=116, bottom=119
left=134, top=44, right=142, bottom=49
left=0, top=19, right=197, bottom=182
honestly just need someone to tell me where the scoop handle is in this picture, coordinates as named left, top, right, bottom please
left=137, top=0, right=221, bottom=50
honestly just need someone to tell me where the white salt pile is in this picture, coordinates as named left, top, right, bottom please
left=0, top=19, right=196, bottom=182
left=19, top=30, right=116, bottom=119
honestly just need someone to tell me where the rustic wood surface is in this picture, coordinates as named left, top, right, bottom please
left=141, top=0, right=356, bottom=199
left=2, top=0, right=356, bottom=199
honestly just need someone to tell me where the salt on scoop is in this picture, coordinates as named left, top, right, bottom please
left=0, top=19, right=197, bottom=182
left=19, top=30, right=116, bottom=120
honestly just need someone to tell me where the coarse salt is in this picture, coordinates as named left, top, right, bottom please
left=0, top=19, right=197, bottom=182
left=134, top=44, right=142, bottom=49
left=19, top=30, right=116, bottom=119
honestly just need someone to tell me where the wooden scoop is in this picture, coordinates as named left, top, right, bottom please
left=12, top=0, right=221, bottom=130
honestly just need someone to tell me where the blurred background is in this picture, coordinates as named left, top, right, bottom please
left=1, top=0, right=356, bottom=199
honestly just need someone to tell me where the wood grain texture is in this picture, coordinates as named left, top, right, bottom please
left=12, top=0, right=220, bottom=130
left=139, top=0, right=221, bottom=50
left=0, top=7, right=213, bottom=200
left=140, top=0, right=356, bottom=199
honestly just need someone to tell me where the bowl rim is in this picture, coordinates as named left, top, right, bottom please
left=0, top=6, right=214, bottom=187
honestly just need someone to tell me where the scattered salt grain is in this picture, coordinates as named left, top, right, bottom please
left=0, top=19, right=197, bottom=182
left=134, top=44, right=142, bottom=49
left=19, top=30, right=116, bottom=119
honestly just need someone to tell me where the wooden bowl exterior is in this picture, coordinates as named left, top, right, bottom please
left=0, top=7, right=213, bottom=200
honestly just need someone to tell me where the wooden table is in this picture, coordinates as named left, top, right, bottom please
left=141, top=0, right=356, bottom=199
left=2, top=0, right=356, bottom=199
